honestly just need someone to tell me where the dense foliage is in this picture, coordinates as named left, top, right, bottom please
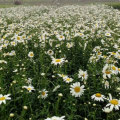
left=0, top=5, right=120, bottom=120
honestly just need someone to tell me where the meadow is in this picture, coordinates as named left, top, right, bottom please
left=0, top=3, right=120, bottom=120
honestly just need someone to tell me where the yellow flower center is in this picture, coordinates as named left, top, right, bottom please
left=110, top=99, right=118, bottom=105
left=3, top=36, right=6, bottom=39
left=74, top=86, right=80, bottom=93
left=61, top=74, right=65, bottom=77
left=66, top=78, right=70, bottom=81
left=22, top=36, right=25, bottom=39
left=12, top=42, right=15, bottom=45
left=0, top=96, right=6, bottom=101
left=79, top=33, right=83, bottom=36
left=106, top=33, right=110, bottom=36
left=112, top=52, right=116, bottom=55
left=27, top=88, right=32, bottom=91
left=60, top=36, right=63, bottom=39
left=82, top=73, right=85, bottom=78
left=98, top=52, right=101, bottom=55
left=105, top=70, right=111, bottom=74
left=2, top=45, right=6, bottom=47
left=95, top=93, right=101, bottom=97
left=42, top=92, right=45, bottom=96
left=103, top=55, right=107, bottom=58
left=30, top=53, right=34, bottom=57
left=112, top=66, right=116, bottom=70
left=17, top=36, right=20, bottom=40
left=55, top=59, right=61, bottom=63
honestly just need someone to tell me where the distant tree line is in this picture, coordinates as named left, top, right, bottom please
left=0, top=0, right=119, bottom=5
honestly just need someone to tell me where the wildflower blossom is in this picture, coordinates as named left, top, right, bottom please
left=0, top=94, right=11, bottom=105
left=23, top=85, right=35, bottom=92
left=28, top=52, right=34, bottom=58
left=70, top=82, right=85, bottom=97
left=106, top=94, right=120, bottom=110
left=91, top=93, right=105, bottom=102
left=51, top=57, right=65, bottom=65
left=78, top=69, right=88, bottom=81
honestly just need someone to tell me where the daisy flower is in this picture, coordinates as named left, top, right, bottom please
left=70, top=82, right=85, bottom=97
left=11, top=41, right=17, bottom=46
left=118, top=68, right=120, bottom=73
left=105, top=32, right=111, bottom=37
left=51, top=57, right=65, bottom=65
left=66, top=42, right=74, bottom=48
left=15, top=35, right=23, bottom=43
left=47, top=50, right=54, bottom=56
left=57, top=35, right=65, bottom=41
left=58, top=74, right=67, bottom=78
left=23, top=85, right=35, bottom=92
left=53, top=85, right=60, bottom=92
left=0, top=60, right=7, bottom=64
left=78, top=69, right=88, bottom=81
left=75, top=32, right=84, bottom=37
left=102, top=64, right=112, bottom=79
left=104, top=81, right=110, bottom=89
left=45, top=118, right=51, bottom=120
left=45, top=116, right=65, bottom=120
left=39, top=89, right=48, bottom=99
left=110, top=64, right=118, bottom=75
left=109, top=52, right=117, bottom=56
left=91, top=93, right=105, bottom=102
left=0, top=94, right=11, bottom=105
left=63, top=76, right=73, bottom=83
left=51, top=116, right=65, bottom=120
left=28, top=52, right=34, bottom=58
left=115, top=53, right=120, bottom=59
left=106, top=94, right=120, bottom=110
left=102, top=107, right=112, bottom=113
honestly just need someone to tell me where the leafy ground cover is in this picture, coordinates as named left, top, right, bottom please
left=107, top=2, right=120, bottom=10
left=0, top=4, right=120, bottom=120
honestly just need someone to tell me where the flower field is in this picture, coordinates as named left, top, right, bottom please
left=0, top=4, right=120, bottom=120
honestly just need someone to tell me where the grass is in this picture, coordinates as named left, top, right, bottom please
left=0, top=4, right=16, bottom=8
left=0, top=3, right=120, bottom=120
left=0, top=1, right=120, bottom=8
left=106, top=2, right=120, bottom=10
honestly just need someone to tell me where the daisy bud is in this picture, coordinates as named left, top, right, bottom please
left=13, top=80, right=16, bottom=84
left=41, top=73, right=45, bottom=76
left=84, top=81, right=87, bottom=84
left=23, top=106, right=28, bottom=110
left=37, top=95, right=40, bottom=99
left=65, top=60, right=68, bottom=62
left=58, top=93, right=63, bottom=97
left=117, top=87, right=120, bottom=91
left=102, top=107, right=112, bottom=113
left=88, top=102, right=91, bottom=104
left=20, top=90, right=23, bottom=92
left=10, top=113, right=14, bottom=117
left=22, top=64, right=24, bottom=66
left=93, top=104, right=96, bottom=106
left=52, top=75, right=55, bottom=78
